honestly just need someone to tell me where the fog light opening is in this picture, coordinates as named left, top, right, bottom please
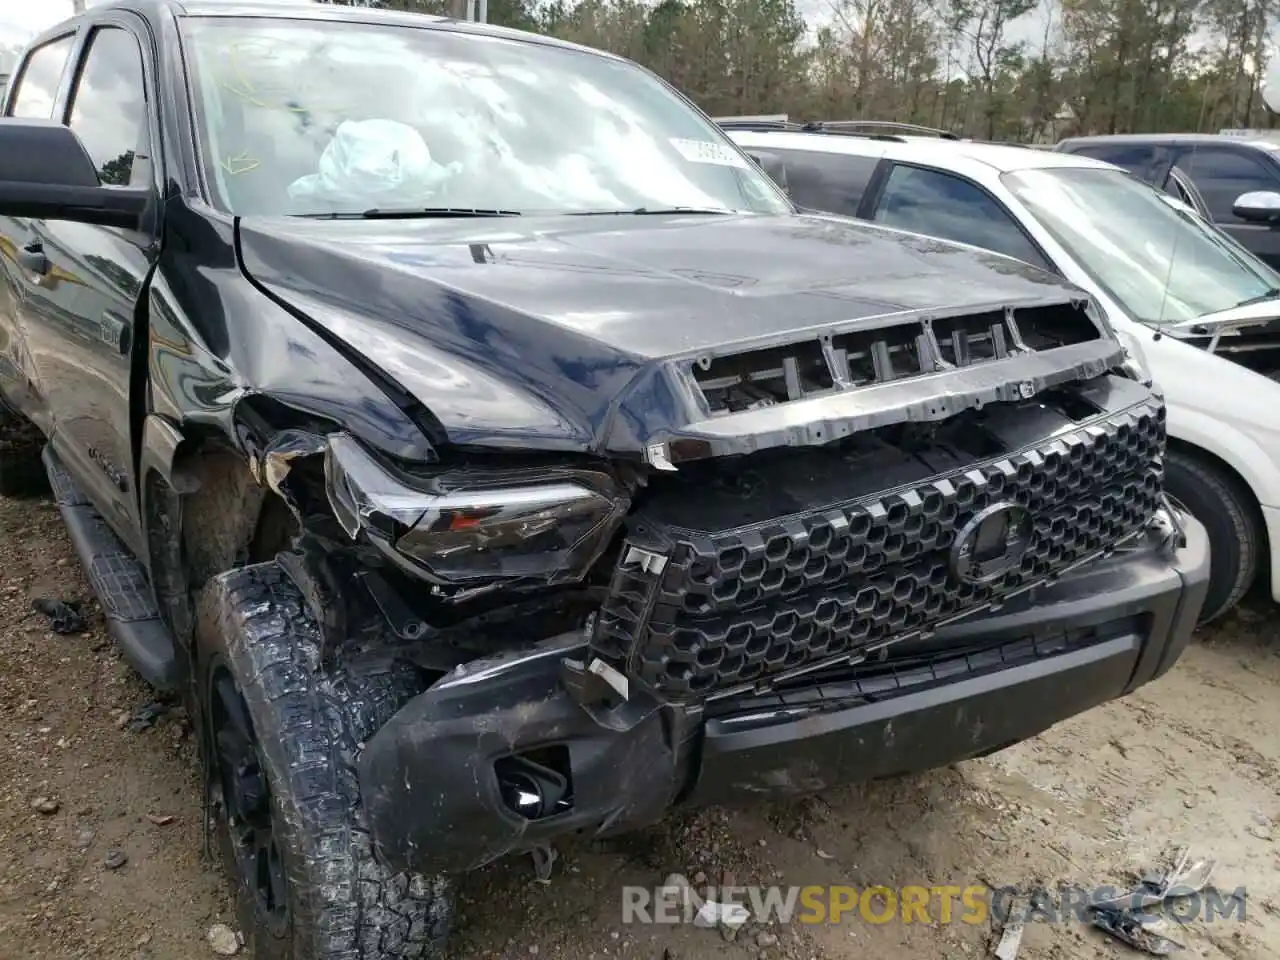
left=495, top=746, right=574, bottom=821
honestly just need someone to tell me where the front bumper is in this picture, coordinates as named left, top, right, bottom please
left=358, top=512, right=1209, bottom=875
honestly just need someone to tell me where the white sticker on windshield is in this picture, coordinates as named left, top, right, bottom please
left=669, top=138, right=750, bottom=168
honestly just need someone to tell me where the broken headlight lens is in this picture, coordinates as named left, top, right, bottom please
left=324, top=433, right=629, bottom=586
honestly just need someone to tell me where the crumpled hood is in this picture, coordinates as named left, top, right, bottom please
left=236, top=211, right=1095, bottom=454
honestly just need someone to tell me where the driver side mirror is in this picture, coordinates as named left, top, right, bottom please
left=1232, top=189, right=1280, bottom=224
left=0, top=118, right=150, bottom=229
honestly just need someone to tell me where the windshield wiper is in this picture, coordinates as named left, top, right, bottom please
left=1234, top=287, right=1280, bottom=307
left=568, top=206, right=734, bottom=216
left=300, top=207, right=522, bottom=219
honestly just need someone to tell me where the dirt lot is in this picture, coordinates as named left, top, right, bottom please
left=0, top=489, right=1277, bottom=960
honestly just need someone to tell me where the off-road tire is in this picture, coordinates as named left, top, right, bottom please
left=1163, top=448, right=1259, bottom=624
left=0, top=416, right=49, bottom=498
left=196, top=561, right=454, bottom=960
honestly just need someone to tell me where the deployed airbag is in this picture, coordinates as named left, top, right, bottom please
left=288, top=118, right=462, bottom=206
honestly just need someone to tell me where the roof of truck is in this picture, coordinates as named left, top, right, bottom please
left=172, top=0, right=450, bottom=21
left=1059, top=132, right=1280, bottom=152
left=727, top=128, right=1120, bottom=175
left=895, top=136, right=1117, bottom=173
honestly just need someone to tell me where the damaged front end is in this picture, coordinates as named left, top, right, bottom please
left=247, top=296, right=1207, bottom=877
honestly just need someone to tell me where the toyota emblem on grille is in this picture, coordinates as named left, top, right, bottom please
left=950, top=501, right=1034, bottom=584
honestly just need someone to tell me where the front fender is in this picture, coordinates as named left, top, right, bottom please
left=1146, top=332, right=1280, bottom=509
left=1166, top=405, right=1280, bottom=510
left=1165, top=405, right=1280, bottom=604
left=246, top=282, right=595, bottom=454
left=147, top=255, right=438, bottom=465
left=138, top=413, right=192, bottom=494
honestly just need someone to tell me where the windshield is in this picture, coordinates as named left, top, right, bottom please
left=178, top=17, right=791, bottom=218
left=1002, top=166, right=1280, bottom=324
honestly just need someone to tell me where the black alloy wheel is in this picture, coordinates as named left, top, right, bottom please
left=209, top=665, right=290, bottom=937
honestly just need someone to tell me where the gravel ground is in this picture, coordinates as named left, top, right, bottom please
left=0, top=489, right=1277, bottom=960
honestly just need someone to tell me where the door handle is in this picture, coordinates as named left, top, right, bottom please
left=18, top=242, right=49, bottom=276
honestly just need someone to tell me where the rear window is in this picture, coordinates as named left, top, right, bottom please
left=1061, top=142, right=1156, bottom=179
left=7, top=34, right=75, bottom=119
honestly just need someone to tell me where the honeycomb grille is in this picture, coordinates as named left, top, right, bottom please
left=593, top=398, right=1166, bottom=699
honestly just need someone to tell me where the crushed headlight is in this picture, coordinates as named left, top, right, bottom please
left=324, top=433, right=630, bottom=586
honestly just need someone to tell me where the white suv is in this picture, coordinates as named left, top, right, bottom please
left=724, top=119, right=1280, bottom=623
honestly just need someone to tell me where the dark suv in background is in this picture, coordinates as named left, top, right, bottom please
left=1056, top=133, right=1280, bottom=269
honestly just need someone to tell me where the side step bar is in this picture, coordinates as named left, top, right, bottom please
left=42, top=446, right=182, bottom=691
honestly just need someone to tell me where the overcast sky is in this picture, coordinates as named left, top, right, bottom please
left=0, top=0, right=78, bottom=50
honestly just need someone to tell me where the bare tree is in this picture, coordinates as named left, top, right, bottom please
left=949, top=0, right=1039, bottom=138
left=288, top=0, right=1280, bottom=138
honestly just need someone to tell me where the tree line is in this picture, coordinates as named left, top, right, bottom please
left=330, top=0, right=1278, bottom=140
left=1, top=0, right=1269, bottom=140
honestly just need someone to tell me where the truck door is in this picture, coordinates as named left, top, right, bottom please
left=0, top=32, right=78, bottom=431
left=17, top=16, right=161, bottom=552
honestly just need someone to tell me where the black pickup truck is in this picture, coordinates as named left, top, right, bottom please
left=0, top=2, right=1207, bottom=957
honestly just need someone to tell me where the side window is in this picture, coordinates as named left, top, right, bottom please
left=767, top=148, right=880, bottom=218
left=1180, top=146, right=1280, bottom=222
left=1066, top=143, right=1156, bottom=180
left=7, top=35, right=76, bottom=119
left=66, top=27, right=149, bottom=187
left=873, top=164, right=1049, bottom=269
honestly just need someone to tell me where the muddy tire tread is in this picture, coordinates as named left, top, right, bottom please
left=199, top=561, right=452, bottom=960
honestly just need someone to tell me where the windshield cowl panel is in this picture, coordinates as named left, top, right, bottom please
left=1002, top=167, right=1280, bottom=326
left=178, top=18, right=791, bottom=220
